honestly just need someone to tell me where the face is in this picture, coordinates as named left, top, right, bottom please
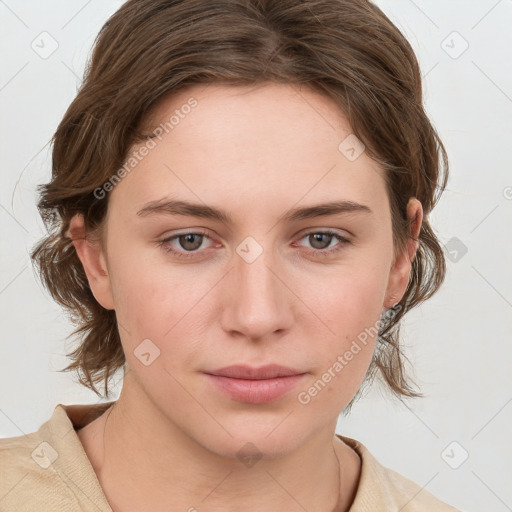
left=72, top=83, right=421, bottom=458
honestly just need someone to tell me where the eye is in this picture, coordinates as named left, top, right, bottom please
left=157, top=228, right=351, bottom=260
left=157, top=230, right=215, bottom=259
left=295, top=229, right=350, bottom=257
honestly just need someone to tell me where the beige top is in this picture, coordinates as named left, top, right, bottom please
left=0, top=402, right=461, bottom=511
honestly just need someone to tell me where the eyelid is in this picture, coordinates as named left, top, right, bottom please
left=296, top=227, right=351, bottom=242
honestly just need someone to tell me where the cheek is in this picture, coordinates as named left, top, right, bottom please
left=303, top=257, right=389, bottom=340
left=295, top=318, right=378, bottom=415
left=108, top=244, right=210, bottom=330
left=107, top=249, right=219, bottom=377
left=293, top=261, right=388, bottom=406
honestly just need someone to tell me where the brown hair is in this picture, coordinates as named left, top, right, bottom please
left=31, top=0, right=449, bottom=406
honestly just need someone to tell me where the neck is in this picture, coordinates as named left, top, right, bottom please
left=77, top=378, right=360, bottom=512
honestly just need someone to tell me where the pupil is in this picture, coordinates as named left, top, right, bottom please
left=311, top=233, right=331, bottom=249
left=181, top=234, right=202, bottom=250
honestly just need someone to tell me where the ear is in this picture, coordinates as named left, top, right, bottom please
left=383, top=197, right=423, bottom=310
left=66, top=213, right=115, bottom=310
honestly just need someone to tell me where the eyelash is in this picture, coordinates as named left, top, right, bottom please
left=157, top=229, right=350, bottom=260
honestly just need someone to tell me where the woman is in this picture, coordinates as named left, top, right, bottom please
left=0, top=0, right=460, bottom=510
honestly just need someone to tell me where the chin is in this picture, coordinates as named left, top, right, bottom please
left=212, top=435, right=302, bottom=463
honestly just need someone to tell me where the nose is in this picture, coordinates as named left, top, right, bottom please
left=219, top=242, right=294, bottom=342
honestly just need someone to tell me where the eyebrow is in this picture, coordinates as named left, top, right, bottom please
left=136, top=198, right=373, bottom=224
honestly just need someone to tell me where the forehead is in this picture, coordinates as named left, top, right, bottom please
left=109, top=83, right=388, bottom=220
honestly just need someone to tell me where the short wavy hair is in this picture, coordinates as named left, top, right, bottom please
left=31, top=0, right=449, bottom=406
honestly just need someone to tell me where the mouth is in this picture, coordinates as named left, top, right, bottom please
left=203, top=365, right=308, bottom=404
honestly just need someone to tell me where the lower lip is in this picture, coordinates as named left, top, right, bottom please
left=205, top=373, right=307, bottom=404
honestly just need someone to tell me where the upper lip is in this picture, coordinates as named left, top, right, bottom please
left=205, top=364, right=306, bottom=380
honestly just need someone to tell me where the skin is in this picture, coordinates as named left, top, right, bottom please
left=69, top=83, right=422, bottom=512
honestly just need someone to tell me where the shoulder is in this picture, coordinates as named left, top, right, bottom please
left=337, top=434, right=462, bottom=512
left=0, top=428, right=41, bottom=486
left=0, top=427, right=75, bottom=510
left=0, top=404, right=111, bottom=512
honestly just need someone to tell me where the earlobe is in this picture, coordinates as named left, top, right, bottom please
left=67, top=214, right=115, bottom=310
left=383, top=198, right=423, bottom=310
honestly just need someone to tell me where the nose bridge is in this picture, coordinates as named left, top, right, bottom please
left=221, top=238, right=292, bottom=340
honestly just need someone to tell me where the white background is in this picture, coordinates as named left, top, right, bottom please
left=0, top=1, right=511, bottom=511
